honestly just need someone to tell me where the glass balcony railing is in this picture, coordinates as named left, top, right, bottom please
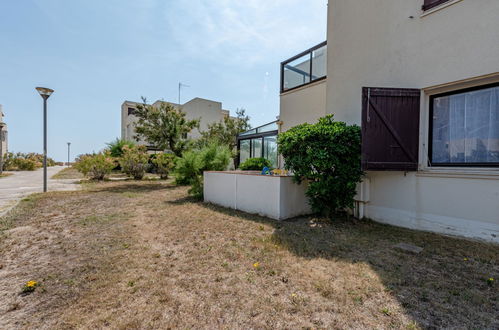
left=280, top=41, right=327, bottom=93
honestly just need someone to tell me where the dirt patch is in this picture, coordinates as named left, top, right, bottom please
left=0, top=181, right=497, bottom=329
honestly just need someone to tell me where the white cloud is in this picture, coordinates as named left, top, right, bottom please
left=163, top=0, right=327, bottom=66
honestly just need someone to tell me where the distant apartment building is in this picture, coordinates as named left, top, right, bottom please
left=0, top=105, right=8, bottom=155
left=121, top=97, right=231, bottom=149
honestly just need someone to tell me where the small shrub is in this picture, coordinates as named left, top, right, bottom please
left=278, top=115, right=363, bottom=217
left=119, top=145, right=149, bottom=180
left=151, top=153, right=176, bottom=179
left=239, top=157, right=272, bottom=171
left=175, top=144, right=231, bottom=198
left=22, top=280, right=39, bottom=293
left=2, top=152, right=56, bottom=171
left=74, top=152, right=115, bottom=180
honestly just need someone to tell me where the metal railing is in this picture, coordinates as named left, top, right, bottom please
left=280, top=41, right=327, bottom=93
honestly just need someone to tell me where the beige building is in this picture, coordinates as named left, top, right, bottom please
left=121, top=97, right=230, bottom=148
left=0, top=105, right=8, bottom=156
left=279, top=0, right=499, bottom=242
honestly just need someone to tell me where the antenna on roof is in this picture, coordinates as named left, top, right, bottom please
left=178, top=82, right=190, bottom=105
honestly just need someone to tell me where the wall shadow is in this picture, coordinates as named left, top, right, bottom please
left=196, top=201, right=499, bottom=329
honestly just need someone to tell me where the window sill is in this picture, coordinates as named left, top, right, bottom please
left=417, top=167, right=499, bottom=180
left=420, top=0, right=463, bottom=17
left=280, top=77, right=327, bottom=96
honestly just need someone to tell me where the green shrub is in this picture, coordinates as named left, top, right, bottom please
left=2, top=152, right=55, bottom=171
left=277, top=115, right=363, bottom=217
left=151, top=153, right=176, bottom=179
left=74, top=152, right=115, bottom=180
left=106, top=138, right=136, bottom=158
left=119, top=145, right=149, bottom=180
left=239, top=157, right=272, bottom=171
left=175, top=144, right=231, bottom=198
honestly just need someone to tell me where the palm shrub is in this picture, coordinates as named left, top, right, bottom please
left=277, top=115, right=363, bottom=217
left=175, top=143, right=231, bottom=198
left=239, top=157, right=272, bottom=171
left=151, top=153, right=176, bottom=179
left=74, top=152, right=115, bottom=180
left=106, top=138, right=136, bottom=157
left=119, top=145, right=149, bottom=180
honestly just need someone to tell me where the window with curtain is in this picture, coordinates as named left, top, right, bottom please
left=431, top=84, right=499, bottom=166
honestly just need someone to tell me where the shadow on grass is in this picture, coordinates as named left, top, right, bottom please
left=194, top=201, right=499, bottom=329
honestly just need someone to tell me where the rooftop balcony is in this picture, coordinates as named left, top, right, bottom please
left=280, top=41, right=327, bottom=93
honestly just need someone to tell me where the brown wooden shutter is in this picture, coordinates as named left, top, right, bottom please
left=361, top=87, right=420, bottom=171
left=422, top=0, right=451, bottom=11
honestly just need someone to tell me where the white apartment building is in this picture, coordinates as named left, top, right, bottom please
left=121, top=97, right=230, bottom=149
left=279, top=0, right=499, bottom=242
left=0, top=105, right=8, bottom=156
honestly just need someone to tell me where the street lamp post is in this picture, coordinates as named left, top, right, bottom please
left=36, top=87, right=54, bottom=192
left=67, top=142, right=71, bottom=166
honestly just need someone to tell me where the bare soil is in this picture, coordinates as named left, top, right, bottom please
left=0, top=180, right=497, bottom=329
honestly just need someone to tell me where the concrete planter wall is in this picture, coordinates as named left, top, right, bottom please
left=204, top=171, right=311, bottom=220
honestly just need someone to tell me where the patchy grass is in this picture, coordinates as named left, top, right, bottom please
left=0, top=181, right=497, bottom=329
left=50, top=167, right=84, bottom=180
left=0, top=172, right=13, bottom=178
left=52, top=167, right=162, bottom=181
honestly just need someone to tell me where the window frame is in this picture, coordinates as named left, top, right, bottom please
left=428, top=82, right=499, bottom=168
left=422, top=0, right=452, bottom=11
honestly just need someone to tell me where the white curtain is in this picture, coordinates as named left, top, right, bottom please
left=432, top=86, right=499, bottom=164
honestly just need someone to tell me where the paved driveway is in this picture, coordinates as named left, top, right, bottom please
left=0, top=166, right=79, bottom=216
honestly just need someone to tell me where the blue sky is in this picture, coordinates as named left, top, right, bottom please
left=0, top=0, right=326, bottom=161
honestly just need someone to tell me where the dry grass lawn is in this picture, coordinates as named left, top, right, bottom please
left=0, top=180, right=497, bottom=329
left=50, top=167, right=84, bottom=180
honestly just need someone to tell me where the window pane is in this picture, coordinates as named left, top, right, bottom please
left=311, top=45, right=327, bottom=81
left=251, top=138, right=262, bottom=158
left=432, top=86, right=499, bottom=164
left=283, top=54, right=311, bottom=91
left=240, top=140, right=250, bottom=164
left=264, top=136, right=278, bottom=168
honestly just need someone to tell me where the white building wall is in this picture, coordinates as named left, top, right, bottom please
left=204, top=172, right=311, bottom=220
left=326, top=0, right=499, bottom=242
left=280, top=79, right=327, bottom=132
left=0, top=105, right=8, bottom=155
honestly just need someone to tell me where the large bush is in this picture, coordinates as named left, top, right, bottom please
left=277, top=115, right=363, bottom=217
left=175, top=144, right=231, bottom=198
left=239, top=157, right=272, bottom=171
left=74, top=152, right=115, bottom=180
left=119, top=145, right=149, bottom=180
left=151, top=153, right=176, bottom=179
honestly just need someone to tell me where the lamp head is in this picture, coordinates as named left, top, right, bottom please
left=36, top=87, right=54, bottom=100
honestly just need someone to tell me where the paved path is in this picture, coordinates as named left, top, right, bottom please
left=0, top=166, right=79, bottom=216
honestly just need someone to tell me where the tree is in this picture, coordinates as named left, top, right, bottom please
left=278, top=115, right=363, bottom=217
left=133, top=98, right=200, bottom=156
left=199, top=108, right=251, bottom=152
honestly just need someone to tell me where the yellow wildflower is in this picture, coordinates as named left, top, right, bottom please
left=253, top=262, right=260, bottom=269
left=463, top=258, right=468, bottom=261
left=291, top=293, right=297, bottom=298
left=26, top=281, right=37, bottom=287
